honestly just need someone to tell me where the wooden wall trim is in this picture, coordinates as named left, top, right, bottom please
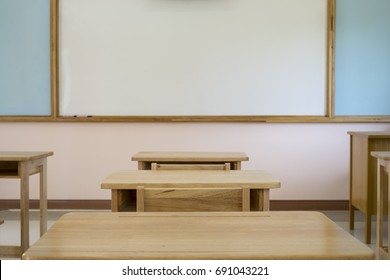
left=0, top=199, right=348, bottom=211
left=270, top=200, right=348, bottom=211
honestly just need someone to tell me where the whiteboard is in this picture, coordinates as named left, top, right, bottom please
left=59, top=0, right=328, bottom=117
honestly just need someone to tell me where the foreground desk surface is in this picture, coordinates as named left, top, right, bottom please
left=0, top=151, right=53, bottom=258
left=101, top=170, right=280, bottom=211
left=22, top=211, right=374, bottom=260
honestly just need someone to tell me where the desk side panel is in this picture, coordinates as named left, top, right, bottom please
left=143, top=188, right=243, bottom=212
left=0, top=161, right=19, bottom=177
left=369, top=138, right=390, bottom=213
left=351, top=135, right=369, bottom=212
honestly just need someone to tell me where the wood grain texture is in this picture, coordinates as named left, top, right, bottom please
left=101, top=170, right=280, bottom=190
left=138, top=188, right=244, bottom=212
left=22, top=211, right=374, bottom=260
left=0, top=151, right=53, bottom=162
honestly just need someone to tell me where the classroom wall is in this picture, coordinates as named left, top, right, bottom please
left=1, top=1, right=389, bottom=205
left=1, top=122, right=389, bottom=201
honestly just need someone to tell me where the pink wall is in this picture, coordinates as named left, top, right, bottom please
left=0, top=122, right=389, bottom=200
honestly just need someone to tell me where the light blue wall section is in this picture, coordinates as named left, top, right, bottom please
left=0, top=0, right=51, bottom=116
left=335, top=0, right=390, bottom=116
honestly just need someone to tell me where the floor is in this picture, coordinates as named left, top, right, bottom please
left=0, top=209, right=387, bottom=260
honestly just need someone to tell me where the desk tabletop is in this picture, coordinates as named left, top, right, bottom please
left=348, top=131, right=390, bottom=138
left=132, top=152, right=249, bottom=162
left=101, top=170, right=280, bottom=189
left=371, top=151, right=390, bottom=160
left=22, top=211, right=374, bottom=260
left=0, top=151, right=53, bottom=161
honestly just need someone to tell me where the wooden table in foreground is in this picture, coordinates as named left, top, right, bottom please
left=0, top=151, right=53, bottom=258
left=371, top=151, right=390, bottom=260
left=101, top=170, right=280, bottom=212
left=132, top=152, right=249, bottom=170
left=22, top=211, right=374, bottom=260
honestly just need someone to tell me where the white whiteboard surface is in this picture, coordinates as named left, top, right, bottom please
left=59, top=0, right=328, bottom=117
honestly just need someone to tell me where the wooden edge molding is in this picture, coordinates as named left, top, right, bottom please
left=1, top=115, right=389, bottom=123
left=0, top=199, right=349, bottom=211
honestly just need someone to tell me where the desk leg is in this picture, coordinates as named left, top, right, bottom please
left=111, top=190, right=119, bottom=211
left=388, top=170, right=390, bottom=260
left=242, top=186, right=250, bottom=211
left=232, top=162, right=241, bottom=170
left=19, top=161, right=29, bottom=255
left=138, top=161, right=147, bottom=170
left=376, top=161, right=384, bottom=259
left=39, top=160, right=48, bottom=236
left=250, top=189, right=270, bottom=211
left=377, top=161, right=390, bottom=259
left=365, top=212, right=371, bottom=244
left=349, top=203, right=355, bottom=230
left=349, top=136, right=355, bottom=230
left=259, top=189, right=270, bottom=211
left=136, top=186, right=145, bottom=212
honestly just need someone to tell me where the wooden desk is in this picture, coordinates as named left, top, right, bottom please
left=0, top=151, right=53, bottom=258
left=22, top=211, right=374, bottom=260
left=132, top=152, right=248, bottom=170
left=371, top=151, right=390, bottom=260
left=348, top=131, right=390, bottom=243
left=101, top=170, right=280, bottom=212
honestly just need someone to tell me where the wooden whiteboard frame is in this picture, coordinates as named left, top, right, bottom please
left=57, top=0, right=329, bottom=122
left=0, top=0, right=389, bottom=122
